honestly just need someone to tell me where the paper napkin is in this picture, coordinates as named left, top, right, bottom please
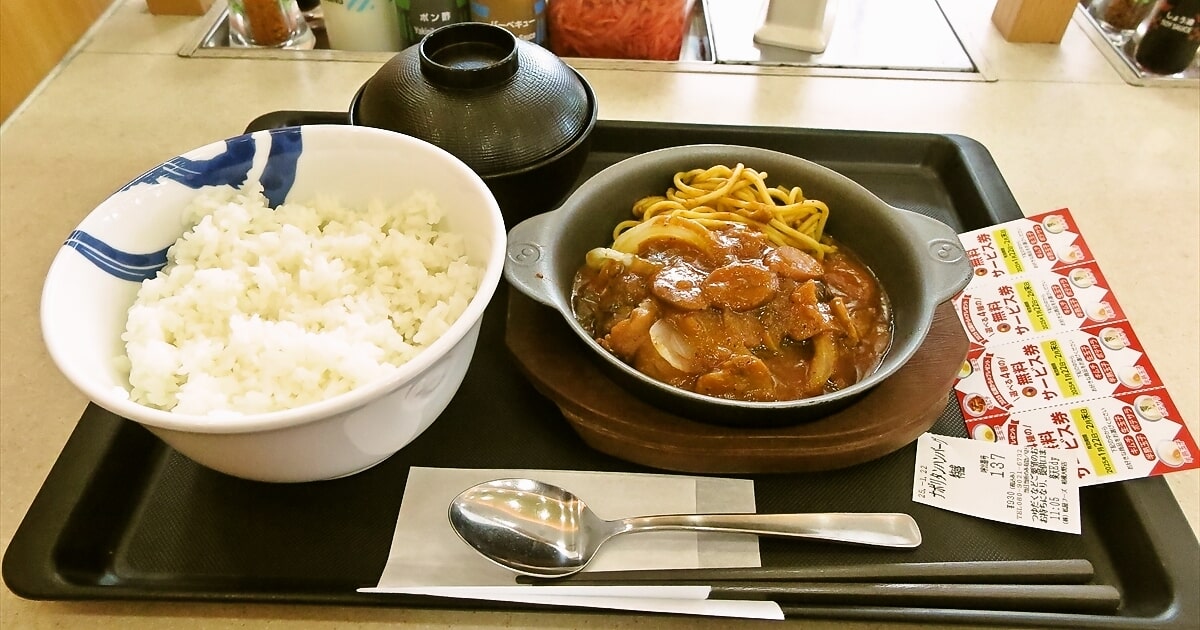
left=359, top=466, right=784, bottom=619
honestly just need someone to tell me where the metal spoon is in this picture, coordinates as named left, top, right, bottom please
left=447, top=478, right=922, bottom=578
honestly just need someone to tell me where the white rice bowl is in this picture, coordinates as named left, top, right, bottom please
left=40, top=125, right=506, bottom=482
left=123, top=183, right=482, bottom=416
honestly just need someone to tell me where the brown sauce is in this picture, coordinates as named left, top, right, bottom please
left=572, top=223, right=892, bottom=402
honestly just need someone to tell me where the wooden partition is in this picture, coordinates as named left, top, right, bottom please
left=0, top=0, right=117, bottom=123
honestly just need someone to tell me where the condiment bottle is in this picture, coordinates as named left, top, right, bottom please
left=321, top=0, right=406, bottom=51
left=296, top=0, right=324, bottom=30
left=1134, top=0, right=1200, bottom=75
left=397, top=0, right=469, bottom=43
left=228, top=0, right=317, bottom=49
left=469, top=0, right=546, bottom=44
left=1089, top=0, right=1157, bottom=38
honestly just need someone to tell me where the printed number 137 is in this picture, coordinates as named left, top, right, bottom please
left=987, top=453, right=1006, bottom=476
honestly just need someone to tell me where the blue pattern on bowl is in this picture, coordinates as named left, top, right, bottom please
left=64, top=230, right=171, bottom=282
left=70, top=127, right=304, bottom=281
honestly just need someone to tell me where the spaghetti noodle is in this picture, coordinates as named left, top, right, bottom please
left=610, top=163, right=836, bottom=261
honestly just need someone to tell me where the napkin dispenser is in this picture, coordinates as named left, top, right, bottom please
left=753, top=0, right=838, bottom=53
left=991, top=0, right=1077, bottom=43
left=146, top=0, right=214, bottom=16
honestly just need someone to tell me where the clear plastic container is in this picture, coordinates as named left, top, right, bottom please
left=546, top=0, right=695, bottom=61
left=1088, top=0, right=1156, bottom=43
left=321, top=0, right=405, bottom=51
left=228, top=0, right=317, bottom=49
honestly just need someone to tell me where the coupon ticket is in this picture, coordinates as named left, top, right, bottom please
left=959, top=209, right=1092, bottom=281
left=952, top=208, right=1198, bottom=485
left=955, top=260, right=1124, bottom=347
left=962, top=389, right=1196, bottom=486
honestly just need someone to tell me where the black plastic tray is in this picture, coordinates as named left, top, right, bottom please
left=5, top=120, right=1197, bottom=628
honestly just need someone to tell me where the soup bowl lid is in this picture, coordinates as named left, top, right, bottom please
left=353, top=22, right=592, bottom=178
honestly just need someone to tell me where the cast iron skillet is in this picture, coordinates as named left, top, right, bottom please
left=504, top=144, right=973, bottom=427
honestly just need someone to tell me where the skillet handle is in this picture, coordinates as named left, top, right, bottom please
left=896, top=209, right=972, bottom=304
left=504, top=211, right=562, bottom=309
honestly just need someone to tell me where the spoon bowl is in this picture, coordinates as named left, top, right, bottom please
left=448, top=478, right=922, bottom=578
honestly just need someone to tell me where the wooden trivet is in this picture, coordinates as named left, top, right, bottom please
left=505, top=291, right=968, bottom=474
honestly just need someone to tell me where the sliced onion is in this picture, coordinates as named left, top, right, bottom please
left=584, top=247, right=662, bottom=274
left=612, top=215, right=712, bottom=255
left=649, top=318, right=696, bottom=372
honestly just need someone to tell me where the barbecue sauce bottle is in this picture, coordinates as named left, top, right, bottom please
left=1134, top=0, right=1200, bottom=75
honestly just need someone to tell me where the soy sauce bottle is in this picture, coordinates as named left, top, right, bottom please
left=1134, top=0, right=1200, bottom=75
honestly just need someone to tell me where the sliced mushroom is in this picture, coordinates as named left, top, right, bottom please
left=830, top=296, right=860, bottom=345
left=804, top=332, right=837, bottom=394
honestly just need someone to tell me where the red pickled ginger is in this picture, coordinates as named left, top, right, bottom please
left=547, top=0, right=695, bottom=61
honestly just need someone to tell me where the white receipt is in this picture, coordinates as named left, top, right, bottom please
left=912, top=433, right=1081, bottom=534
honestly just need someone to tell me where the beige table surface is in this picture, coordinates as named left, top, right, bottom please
left=2, top=1, right=1196, bottom=628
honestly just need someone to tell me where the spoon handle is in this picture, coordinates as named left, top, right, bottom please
left=617, top=512, right=922, bottom=548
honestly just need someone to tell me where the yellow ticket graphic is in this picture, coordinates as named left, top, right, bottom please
left=1072, top=406, right=1116, bottom=476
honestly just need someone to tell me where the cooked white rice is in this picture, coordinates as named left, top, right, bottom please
left=120, top=183, right=483, bottom=416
